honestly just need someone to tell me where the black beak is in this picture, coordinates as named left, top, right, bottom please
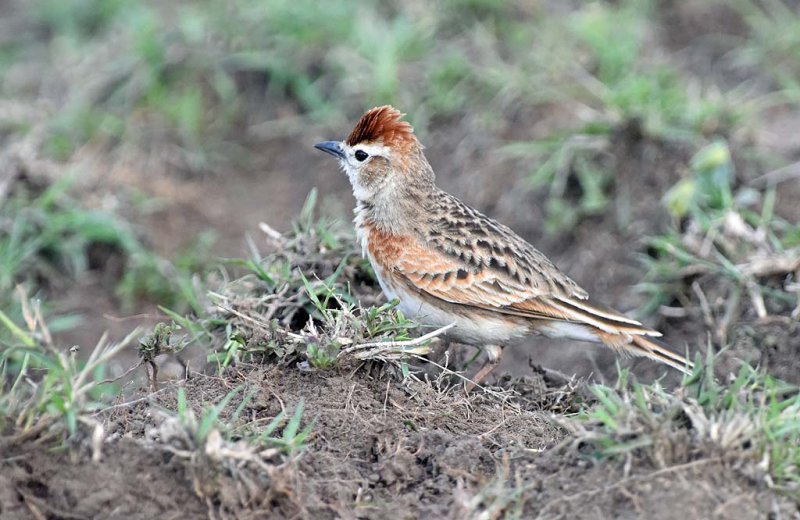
left=314, top=141, right=345, bottom=159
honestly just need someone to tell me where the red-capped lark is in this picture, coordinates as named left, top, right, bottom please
left=315, top=106, right=693, bottom=388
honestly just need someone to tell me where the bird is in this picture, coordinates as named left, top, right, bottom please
left=314, top=105, right=693, bottom=388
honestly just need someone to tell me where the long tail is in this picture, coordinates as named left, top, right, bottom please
left=537, top=297, right=694, bottom=375
left=628, top=335, right=694, bottom=375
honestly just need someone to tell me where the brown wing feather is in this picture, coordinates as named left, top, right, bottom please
left=368, top=191, right=659, bottom=334
left=420, top=191, right=588, bottom=301
left=366, top=195, right=693, bottom=373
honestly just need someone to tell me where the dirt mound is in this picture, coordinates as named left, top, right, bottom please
left=3, top=361, right=796, bottom=519
left=518, top=453, right=796, bottom=519
left=105, top=365, right=564, bottom=518
left=0, top=440, right=206, bottom=519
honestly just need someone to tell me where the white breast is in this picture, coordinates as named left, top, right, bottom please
left=354, top=204, right=371, bottom=258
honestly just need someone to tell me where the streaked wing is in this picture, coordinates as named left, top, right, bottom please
left=389, top=237, right=550, bottom=309
left=419, top=190, right=588, bottom=301
left=373, top=191, right=654, bottom=333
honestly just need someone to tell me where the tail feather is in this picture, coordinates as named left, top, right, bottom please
left=628, top=335, right=694, bottom=375
left=554, top=296, right=643, bottom=326
left=546, top=297, right=660, bottom=337
left=536, top=297, right=693, bottom=375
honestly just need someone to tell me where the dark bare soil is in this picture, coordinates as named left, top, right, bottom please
left=0, top=441, right=206, bottom=519
left=3, top=362, right=797, bottom=519
left=728, top=316, right=800, bottom=384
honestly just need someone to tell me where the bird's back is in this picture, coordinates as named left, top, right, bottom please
left=419, top=189, right=588, bottom=302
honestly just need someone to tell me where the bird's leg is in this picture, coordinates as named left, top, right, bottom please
left=428, top=341, right=451, bottom=363
left=418, top=341, right=451, bottom=381
left=465, top=345, right=502, bottom=393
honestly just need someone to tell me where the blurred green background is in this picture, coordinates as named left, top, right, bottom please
left=1, top=0, right=798, bottom=374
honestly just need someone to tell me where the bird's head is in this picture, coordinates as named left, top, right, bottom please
left=314, top=106, right=434, bottom=202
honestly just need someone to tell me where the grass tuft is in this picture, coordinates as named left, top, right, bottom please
left=563, top=357, right=800, bottom=499
left=639, top=139, right=799, bottom=339
left=0, top=295, right=137, bottom=451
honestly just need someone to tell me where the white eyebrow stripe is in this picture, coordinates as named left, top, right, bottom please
left=350, top=143, right=392, bottom=157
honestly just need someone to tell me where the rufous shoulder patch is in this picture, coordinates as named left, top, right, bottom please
left=367, top=226, right=410, bottom=267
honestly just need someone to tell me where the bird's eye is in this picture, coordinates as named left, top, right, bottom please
left=354, top=150, right=369, bottom=162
